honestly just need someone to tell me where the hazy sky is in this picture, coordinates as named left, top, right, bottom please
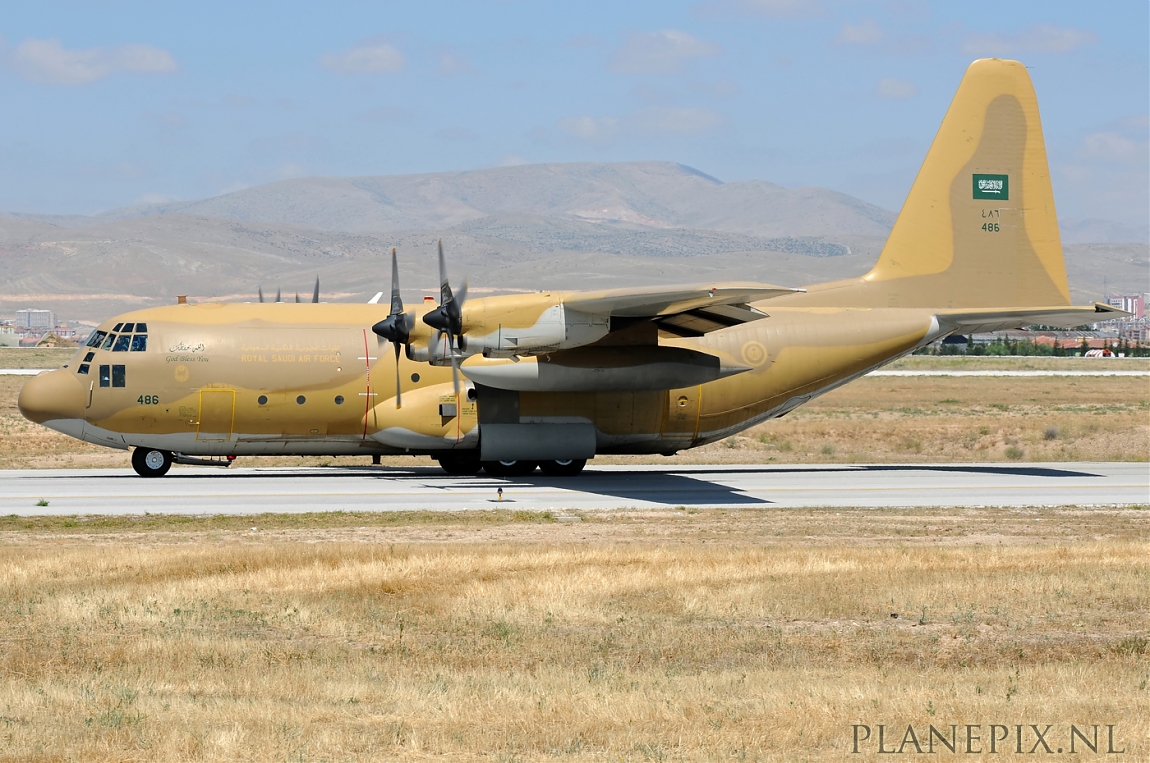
left=2, top=0, right=1146, bottom=228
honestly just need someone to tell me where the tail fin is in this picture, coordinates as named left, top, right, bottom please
left=808, top=59, right=1071, bottom=309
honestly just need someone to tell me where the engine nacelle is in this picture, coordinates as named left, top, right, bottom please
left=464, top=303, right=610, bottom=358
left=461, top=345, right=750, bottom=392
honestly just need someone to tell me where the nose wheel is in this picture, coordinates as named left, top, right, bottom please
left=131, top=447, right=173, bottom=478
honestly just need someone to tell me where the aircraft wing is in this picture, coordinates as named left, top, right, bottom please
left=936, top=303, right=1127, bottom=334
left=564, top=283, right=803, bottom=337
left=563, top=283, right=803, bottom=317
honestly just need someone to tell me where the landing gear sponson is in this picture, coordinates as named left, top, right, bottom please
left=130, top=447, right=587, bottom=478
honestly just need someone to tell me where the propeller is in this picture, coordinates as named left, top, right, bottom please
left=275, top=288, right=282, bottom=303
left=258, top=286, right=264, bottom=303
left=294, top=292, right=300, bottom=303
left=421, top=239, right=467, bottom=397
left=312, top=276, right=320, bottom=304
left=371, top=248, right=414, bottom=407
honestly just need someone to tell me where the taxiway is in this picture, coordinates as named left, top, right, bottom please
left=0, top=462, right=1144, bottom=515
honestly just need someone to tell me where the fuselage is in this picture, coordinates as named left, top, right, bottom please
left=18, top=299, right=940, bottom=459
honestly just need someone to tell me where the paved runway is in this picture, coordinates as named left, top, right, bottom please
left=0, top=462, right=1144, bottom=515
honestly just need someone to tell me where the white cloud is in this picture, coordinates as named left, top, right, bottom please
left=835, top=19, right=884, bottom=46
left=276, top=163, right=308, bottom=179
left=439, top=53, right=470, bottom=76
left=557, top=116, right=621, bottom=145
left=320, top=44, right=405, bottom=74
left=875, top=77, right=918, bottom=99
left=693, top=0, right=822, bottom=19
left=609, top=30, right=721, bottom=75
left=962, top=24, right=1098, bottom=56
left=435, top=127, right=477, bottom=142
left=1080, top=132, right=1146, bottom=164
left=627, top=107, right=726, bottom=135
left=134, top=192, right=180, bottom=205
left=557, top=108, right=726, bottom=145
left=690, top=79, right=739, bottom=98
left=10, top=38, right=176, bottom=85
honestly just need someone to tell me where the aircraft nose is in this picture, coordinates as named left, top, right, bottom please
left=18, top=369, right=87, bottom=425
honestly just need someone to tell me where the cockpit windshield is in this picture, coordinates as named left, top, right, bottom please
left=86, top=331, right=107, bottom=348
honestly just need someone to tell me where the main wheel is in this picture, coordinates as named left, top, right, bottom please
left=437, top=453, right=482, bottom=475
left=132, top=447, right=172, bottom=478
left=482, top=460, right=538, bottom=477
left=539, top=459, right=587, bottom=477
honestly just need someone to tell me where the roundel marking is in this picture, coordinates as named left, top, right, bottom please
left=173, top=364, right=190, bottom=382
left=740, top=341, right=768, bottom=367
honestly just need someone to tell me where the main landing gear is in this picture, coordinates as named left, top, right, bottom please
left=437, top=458, right=588, bottom=477
left=131, top=447, right=172, bottom=478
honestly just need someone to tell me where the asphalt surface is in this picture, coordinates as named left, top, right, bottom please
left=0, top=462, right=1144, bottom=515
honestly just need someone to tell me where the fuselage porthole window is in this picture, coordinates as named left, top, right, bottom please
left=130, top=335, right=147, bottom=352
left=101, top=334, right=117, bottom=351
left=296, top=395, right=306, bottom=405
left=411, top=373, right=420, bottom=383
left=77, top=364, right=90, bottom=375
left=112, top=365, right=126, bottom=388
left=99, top=365, right=111, bottom=388
left=334, top=395, right=344, bottom=405
left=86, top=331, right=107, bottom=348
left=112, top=335, right=131, bottom=352
left=257, top=395, right=268, bottom=405
left=121, top=323, right=135, bottom=333
left=112, top=323, right=124, bottom=332
left=135, top=322, right=148, bottom=333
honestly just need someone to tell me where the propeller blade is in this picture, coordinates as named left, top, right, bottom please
left=294, top=292, right=300, bottom=303
left=312, top=276, right=320, bottom=304
left=437, top=239, right=453, bottom=307
left=393, top=340, right=403, bottom=409
left=390, top=248, right=403, bottom=315
left=275, top=288, right=282, bottom=303
left=258, top=286, right=264, bottom=303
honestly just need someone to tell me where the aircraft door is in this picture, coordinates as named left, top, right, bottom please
left=197, top=389, right=235, bottom=441
left=661, top=386, right=701, bottom=442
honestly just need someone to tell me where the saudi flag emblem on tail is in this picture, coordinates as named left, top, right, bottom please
left=973, top=173, right=1009, bottom=200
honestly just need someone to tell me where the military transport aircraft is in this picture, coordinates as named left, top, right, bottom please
left=19, top=59, right=1124, bottom=478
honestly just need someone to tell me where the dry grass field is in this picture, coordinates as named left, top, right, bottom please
left=0, top=508, right=1145, bottom=761
left=2, top=349, right=1146, bottom=469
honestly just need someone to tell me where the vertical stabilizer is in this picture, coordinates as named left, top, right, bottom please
left=864, top=58, right=1069, bottom=307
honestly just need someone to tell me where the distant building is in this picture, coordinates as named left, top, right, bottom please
left=1106, top=294, right=1144, bottom=320
left=15, top=309, right=55, bottom=330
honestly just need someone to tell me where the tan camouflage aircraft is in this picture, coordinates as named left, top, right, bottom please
left=19, top=58, right=1124, bottom=478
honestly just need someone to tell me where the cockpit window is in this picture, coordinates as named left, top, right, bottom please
left=84, top=352, right=94, bottom=362
left=130, top=335, right=147, bottom=352
left=86, top=331, right=107, bottom=348
left=101, top=334, right=117, bottom=351
left=77, top=364, right=90, bottom=375
left=135, top=322, right=148, bottom=333
left=113, top=323, right=124, bottom=332
left=112, top=335, right=131, bottom=352
left=99, top=365, right=111, bottom=387
left=122, top=323, right=135, bottom=333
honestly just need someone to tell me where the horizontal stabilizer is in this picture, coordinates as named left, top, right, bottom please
left=937, top=303, right=1126, bottom=334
